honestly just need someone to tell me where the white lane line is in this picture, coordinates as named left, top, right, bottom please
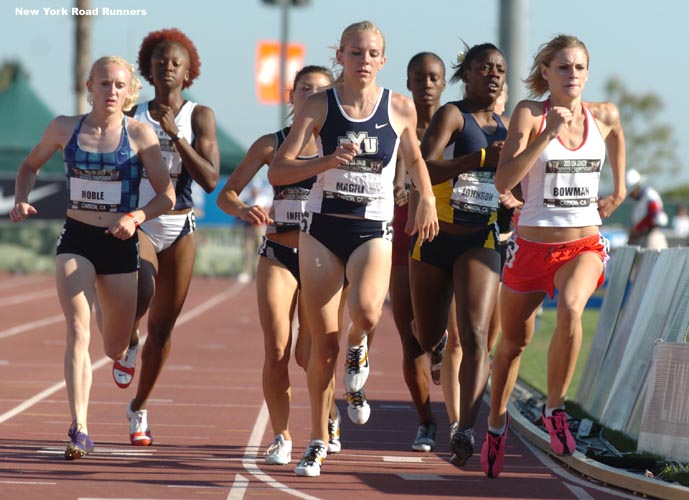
left=563, top=484, right=595, bottom=500
left=37, top=446, right=153, bottom=457
left=237, top=401, right=322, bottom=500
left=227, top=474, right=249, bottom=500
left=0, top=275, right=50, bottom=290
left=0, top=480, right=56, bottom=485
left=516, top=432, right=639, bottom=499
left=0, top=282, right=244, bottom=425
left=0, top=288, right=56, bottom=307
left=0, top=314, right=63, bottom=340
left=382, top=456, right=424, bottom=463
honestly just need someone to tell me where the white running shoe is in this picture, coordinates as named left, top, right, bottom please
left=346, top=389, right=371, bottom=425
left=126, top=400, right=152, bottom=446
left=327, top=407, right=341, bottom=454
left=265, top=434, right=292, bottom=465
left=294, top=440, right=327, bottom=477
left=344, top=338, right=369, bottom=393
left=112, top=340, right=139, bottom=389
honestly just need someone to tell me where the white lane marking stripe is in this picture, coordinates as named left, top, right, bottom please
left=382, top=456, right=424, bottom=463
left=0, top=275, right=49, bottom=290
left=0, top=480, right=57, bottom=485
left=227, top=474, right=249, bottom=500
left=563, top=484, right=595, bottom=500
left=516, top=432, right=639, bottom=499
left=0, top=288, right=56, bottom=307
left=237, top=401, right=323, bottom=500
left=0, top=283, right=244, bottom=425
left=0, top=314, right=63, bottom=339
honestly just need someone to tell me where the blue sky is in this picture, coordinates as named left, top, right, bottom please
left=2, top=0, right=686, bottom=189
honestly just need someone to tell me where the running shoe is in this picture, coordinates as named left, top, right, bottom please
left=346, top=389, right=371, bottom=425
left=65, top=423, right=94, bottom=460
left=429, top=330, right=448, bottom=385
left=294, top=440, right=327, bottom=477
left=344, top=338, right=369, bottom=393
left=327, top=407, right=342, bottom=454
left=481, top=414, right=510, bottom=478
left=127, top=400, right=152, bottom=446
left=112, top=339, right=139, bottom=389
left=411, top=423, right=436, bottom=452
left=542, top=408, right=576, bottom=456
left=450, top=428, right=475, bottom=467
left=449, top=420, right=460, bottom=441
left=265, top=434, right=292, bottom=465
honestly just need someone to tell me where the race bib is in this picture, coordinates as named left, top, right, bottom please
left=450, top=170, right=499, bottom=215
left=323, top=158, right=383, bottom=205
left=543, top=159, right=600, bottom=208
left=273, top=199, right=307, bottom=226
left=69, top=171, right=122, bottom=212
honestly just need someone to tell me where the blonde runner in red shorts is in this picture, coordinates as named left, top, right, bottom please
left=502, top=233, right=609, bottom=299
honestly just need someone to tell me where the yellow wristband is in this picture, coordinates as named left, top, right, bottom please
left=479, top=148, right=486, bottom=168
left=126, top=212, right=140, bottom=227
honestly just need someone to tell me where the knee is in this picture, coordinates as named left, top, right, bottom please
left=556, top=301, right=585, bottom=333
left=350, top=305, right=381, bottom=333
left=104, top=338, right=128, bottom=361
left=497, top=335, right=528, bottom=359
left=311, top=341, right=340, bottom=371
left=64, top=321, right=90, bottom=348
left=460, top=327, right=488, bottom=353
left=146, top=322, right=174, bottom=348
left=399, top=329, right=424, bottom=359
left=265, top=346, right=290, bottom=371
left=417, top=334, right=439, bottom=354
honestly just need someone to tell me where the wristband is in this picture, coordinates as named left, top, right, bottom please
left=479, top=148, right=486, bottom=168
left=126, top=212, right=140, bottom=227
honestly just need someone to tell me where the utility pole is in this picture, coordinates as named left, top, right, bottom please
left=74, top=0, right=91, bottom=114
left=499, top=0, right=527, bottom=115
left=261, top=0, right=310, bottom=126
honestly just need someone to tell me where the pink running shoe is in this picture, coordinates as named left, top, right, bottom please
left=480, top=413, right=510, bottom=478
left=542, top=409, right=576, bottom=456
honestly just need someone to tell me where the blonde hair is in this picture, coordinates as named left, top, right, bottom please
left=87, top=56, right=142, bottom=112
left=332, top=20, right=386, bottom=84
left=524, top=34, right=589, bottom=98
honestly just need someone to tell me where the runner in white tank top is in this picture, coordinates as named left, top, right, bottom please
left=113, top=29, right=220, bottom=448
left=481, top=35, right=626, bottom=479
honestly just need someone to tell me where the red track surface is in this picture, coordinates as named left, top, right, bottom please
left=0, top=273, right=635, bottom=499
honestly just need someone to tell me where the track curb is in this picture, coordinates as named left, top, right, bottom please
left=508, top=382, right=689, bottom=500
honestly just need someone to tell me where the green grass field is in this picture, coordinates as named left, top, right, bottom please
left=517, top=306, right=600, bottom=399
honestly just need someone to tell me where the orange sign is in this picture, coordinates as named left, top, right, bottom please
left=256, top=41, right=306, bottom=104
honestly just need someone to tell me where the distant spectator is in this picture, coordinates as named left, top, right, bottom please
left=672, top=205, right=689, bottom=239
left=627, top=168, right=668, bottom=249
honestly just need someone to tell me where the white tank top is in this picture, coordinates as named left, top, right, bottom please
left=519, top=102, right=606, bottom=228
left=134, top=100, right=197, bottom=207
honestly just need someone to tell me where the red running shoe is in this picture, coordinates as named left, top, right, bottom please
left=542, top=409, right=575, bottom=455
left=481, top=413, right=510, bottom=478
